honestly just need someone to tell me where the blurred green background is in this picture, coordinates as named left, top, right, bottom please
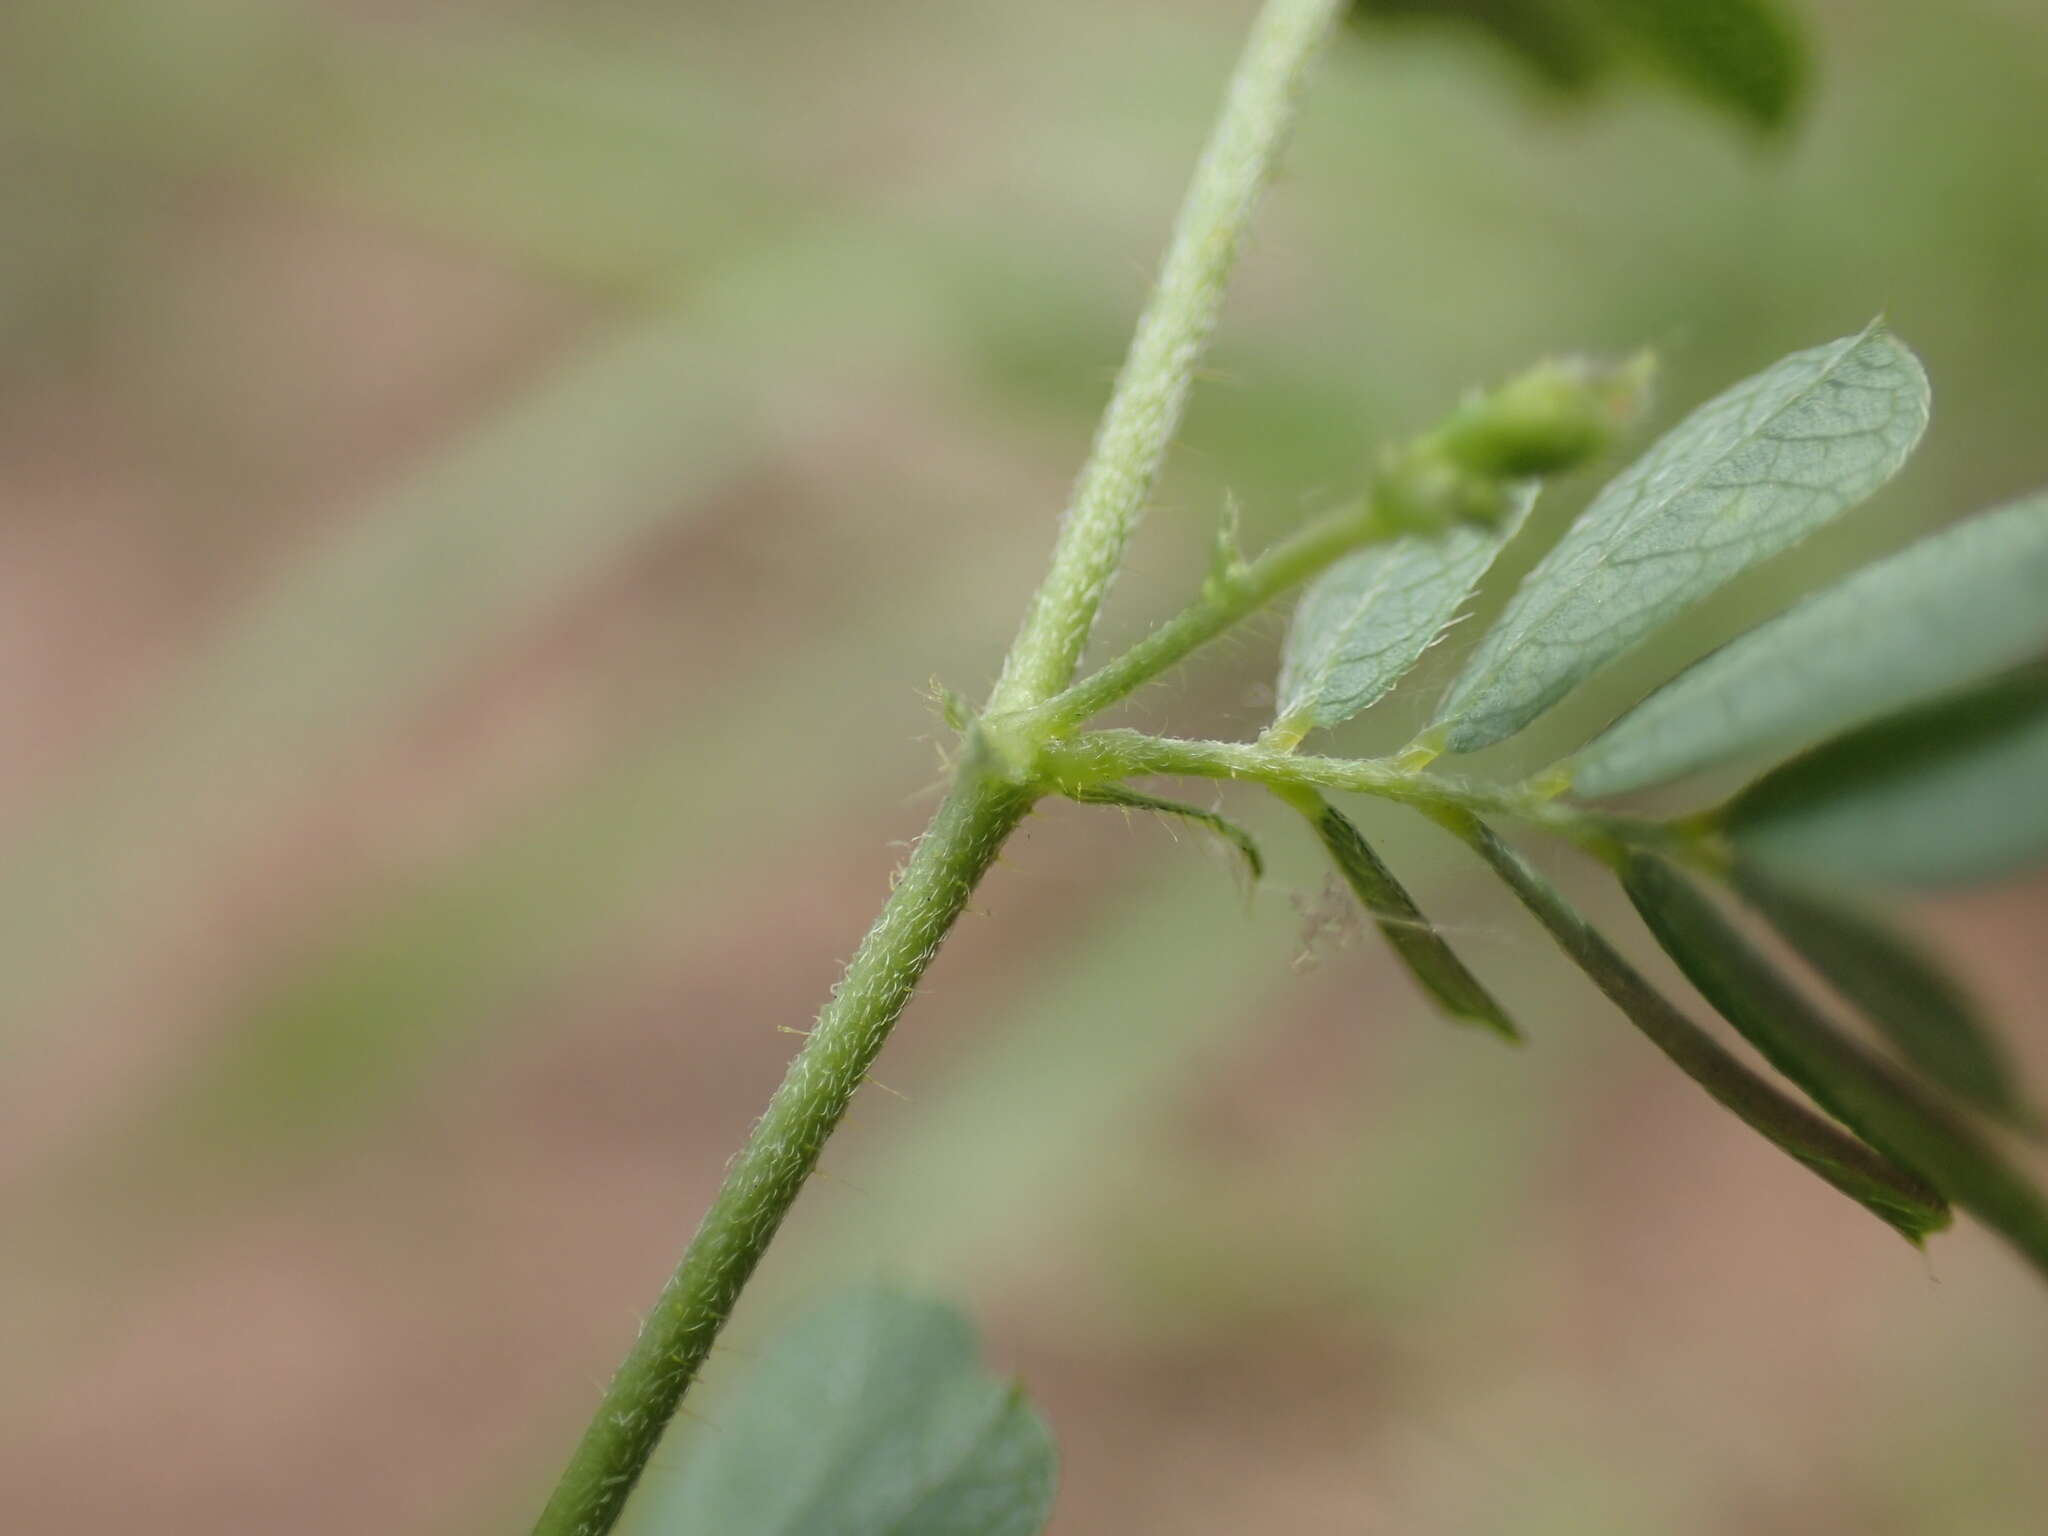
left=3, top=1, right=2046, bottom=1531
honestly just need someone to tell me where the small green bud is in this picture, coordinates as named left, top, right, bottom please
left=1374, top=447, right=1511, bottom=533
left=1435, top=352, right=1656, bottom=479
left=1203, top=492, right=1248, bottom=603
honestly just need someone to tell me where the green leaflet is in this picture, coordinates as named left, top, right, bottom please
left=1568, top=490, right=2048, bottom=797
left=1273, top=486, right=1535, bottom=739
left=1295, top=793, right=1519, bottom=1040
left=1067, top=783, right=1264, bottom=882
left=645, top=1291, right=1055, bottom=1536
left=1623, top=854, right=2048, bottom=1280
left=1731, top=861, right=2032, bottom=1130
left=1725, top=662, right=2048, bottom=886
left=1447, top=815, right=1948, bottom=1244
left=1589, top=0, right=1805, bottom=130
left=1433, top=326, right=1929, bottom=753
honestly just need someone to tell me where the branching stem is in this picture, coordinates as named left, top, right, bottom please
left=1018, top=497, right=1391, bottom=734
left=1036, top=729, right=1688, bottom=856
left=987, top=0, right=1346, bottom=712
left=530, top=4, right=1344, bottom=1531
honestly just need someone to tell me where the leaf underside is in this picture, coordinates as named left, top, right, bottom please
left=1732, top=860, right=2031, bottom=1130
left=646, top=1290, right=1056, bottom=1536
left=1570, top=488, right=2048, bottom=797
left=1451, top=817, right=1948, bottom=1244
left=1303, top=796, right=1519, bottom=1040
left=1434, top=325, right=1929, bottom=753
left=1623, top=853, right=2048, bottom=1279
left=1274, top=486, right=1535, bottom=739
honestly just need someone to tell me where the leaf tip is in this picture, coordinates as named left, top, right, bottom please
left=1463, top=1007, right=1525, bottom=1045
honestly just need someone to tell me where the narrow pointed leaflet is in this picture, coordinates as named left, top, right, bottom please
left=1294, top=792, right=1518, bottom=1040
left=1068, top=783, right=1265, bottom=882
left=1732, top=861, right=2033, bottom=1130
left=1446, top=815, right=1947, bottom=1244
left=1623, top=853, right=2048, bottom=1279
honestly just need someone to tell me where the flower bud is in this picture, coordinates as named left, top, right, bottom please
left=1434, top=353, right=1656, bottom=479
left=1374, top=448, right=1513, bottom=533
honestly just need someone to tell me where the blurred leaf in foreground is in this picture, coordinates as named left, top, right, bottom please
left=635, top=1290, right=1054, bottom=1536
left=1349, top=0, right=1607, bottom=93
left=1350, top=0, right=1807, bottom=129
left=1589, top=0, right=1806, bottom=130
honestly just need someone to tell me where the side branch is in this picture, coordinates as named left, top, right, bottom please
left=1027, top=497, right=1388, bottom=732
left=533, top=5, right=1351, bottom=1531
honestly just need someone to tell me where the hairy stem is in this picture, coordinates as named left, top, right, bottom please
left=531, top=3, right=1343, bottom=1530
left=986, top=0, right=1346, bottom=712
left=1037, top=729, right=1685, bottom=853
left=532, top=777, right=1031, bottom=1536
left=1026, top=497, right=1390, bottom=732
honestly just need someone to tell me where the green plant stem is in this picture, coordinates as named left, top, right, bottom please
left=986, top=0, right=1346, bottom=713
left=1036, top=728, right=1679, bottom=851
left=532, top=775, right=1031, bottom=1536
left=1022, top=497, right=1392, bottom=733
left=531, top=3, right=1343, bottom=1531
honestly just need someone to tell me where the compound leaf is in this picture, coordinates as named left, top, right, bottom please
left=1447, top=815, right=1947, bottom=1244
left=1725, top=662, right=2048, bottom=886
left=1731, top=861, right=2032, bottom=1129
left=1298, top=794, right=1518, bottom=1040
left=1569, top=489, right=2048, bottom=796
left=648, top=1290, right=1055, bottom=1536
left=1623, top=853, right=2048, bottom=1280
left=1274, top=487, right=1536, bottom=739
left=1433, top=326, right=1929, bottom=753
